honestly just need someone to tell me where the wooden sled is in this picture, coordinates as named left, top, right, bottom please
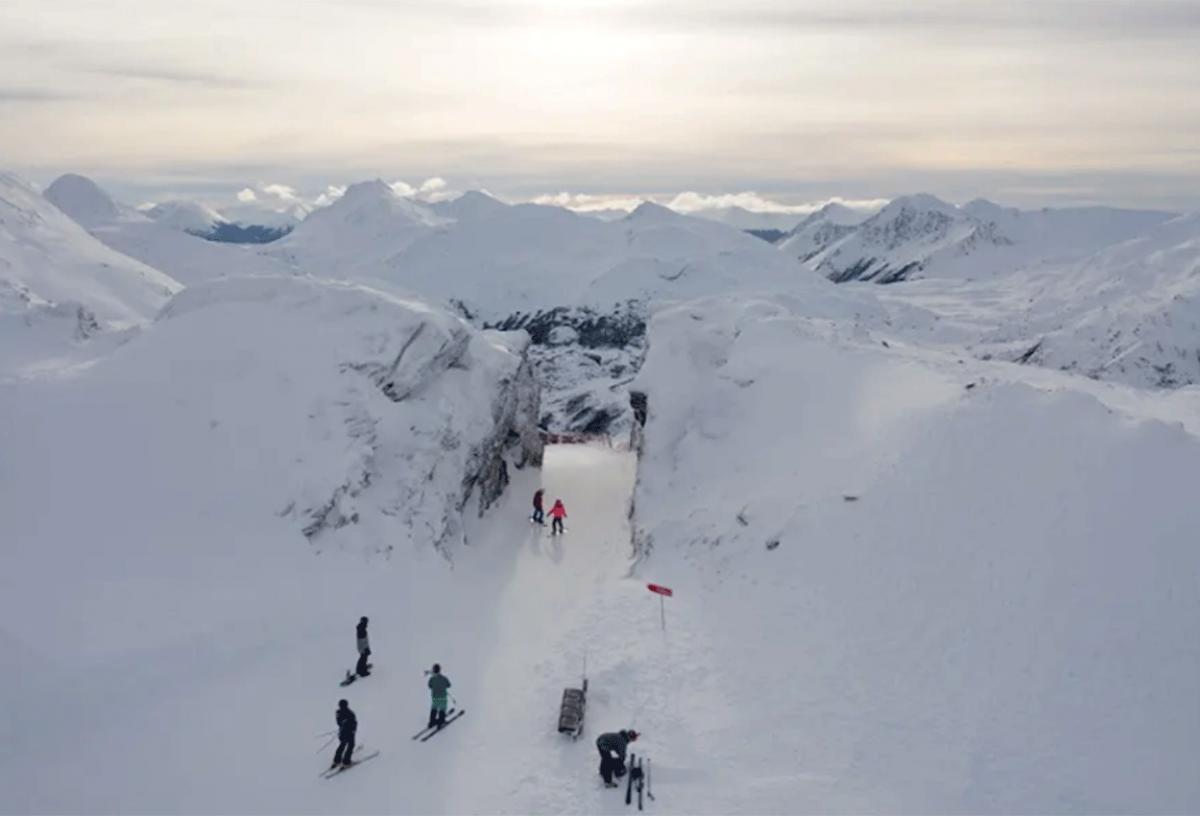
left=557, top=658, right=588, bottom=739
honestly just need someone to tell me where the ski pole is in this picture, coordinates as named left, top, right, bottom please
left=315, top=734, right=336, bottom=753
left=315, top=729, right=335, bottom=738
left=647, top=758, right=654, bottom=801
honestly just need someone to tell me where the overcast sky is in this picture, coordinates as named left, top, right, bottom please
left=2, top=0, right=1198, bottom=211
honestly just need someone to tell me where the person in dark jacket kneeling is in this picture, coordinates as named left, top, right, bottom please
left=596, top=728, right=639, bottom=787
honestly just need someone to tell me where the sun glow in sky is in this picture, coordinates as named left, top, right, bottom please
left=1, top=0, right=1198, bottom=209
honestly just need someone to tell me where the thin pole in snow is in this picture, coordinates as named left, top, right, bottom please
left=647, top=583, right=673, bottom=632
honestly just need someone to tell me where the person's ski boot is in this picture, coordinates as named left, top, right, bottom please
left=604, top=781, right=619, bottom=788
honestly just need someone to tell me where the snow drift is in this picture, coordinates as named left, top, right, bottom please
left=629, top=294, right=1200, bottom=813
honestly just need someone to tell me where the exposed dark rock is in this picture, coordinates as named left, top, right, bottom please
left=191, top=223, right=292, bottom=244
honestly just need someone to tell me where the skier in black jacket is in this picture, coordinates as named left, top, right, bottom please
left=332, top=699, right=358, bottom=769
left=596, top=729, right=638, bottom=787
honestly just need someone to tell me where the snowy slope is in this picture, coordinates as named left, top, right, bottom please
left=812, top=194, right=1174, bottom=284
left=0, top=275, right=552, bottom=813
left=629, top=294, right=1200, bottom=812
left=46, top=174, right=291, bottom=284
left=996, top=213, right=1200, bottom=387
left=6, top=158, right=1200, bottom=816
left=871, top=212, right=1200, bottom=388
left=0, top=171, right=180, bottom=373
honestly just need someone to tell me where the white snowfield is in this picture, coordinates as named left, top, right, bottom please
left=4, top=160, right=1200, bottom=814
left=632, top=295, right=1200, bottom=813
left=45, top=173, right=292, bottom=285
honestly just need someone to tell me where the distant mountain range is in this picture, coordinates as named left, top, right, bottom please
left=796, top=193, right=1174, bottom=284
left=44, top=174, right=292, bottom=285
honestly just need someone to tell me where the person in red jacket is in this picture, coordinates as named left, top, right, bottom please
left=549, top=499, right=567, bottom=535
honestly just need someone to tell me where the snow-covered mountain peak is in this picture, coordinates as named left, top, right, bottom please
left=434, top=189, right=510, bottom=221
left=266, top=179, right=448, bottom=275
left=338, top=178, right=396, bottom=204
left=874, top=192, right=959, bottom=220
left=625, top=200, right=680, bottom=224
left=144, top=199, right=228, bottom=234
left=320, top=179, right=444, bottom=226
left=803, top=201, right=873, bottom=228
left=961, top=198, right=1014, bottom=220
left=45, top=173, right=123, bottom=226
left=779, top=205, right=866, bottom=262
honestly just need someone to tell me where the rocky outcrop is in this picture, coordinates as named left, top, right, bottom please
left=158, top=275, right=542, bottom=557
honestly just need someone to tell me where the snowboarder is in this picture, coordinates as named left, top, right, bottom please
left=549, top=498, right=567, bottom=535
left=531, top=488, right=545, bottom=525
left=596, top=728, right=638, bottom=787
left=427, top=663, right=452, bottom=728
left=355, top=616, right=371, bottom=677
left=331, top=699, right=357, bottom=770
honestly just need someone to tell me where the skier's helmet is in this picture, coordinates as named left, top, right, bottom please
left=360, top=616, right=368, bottom=624
left=627, top=729, right=639, bottom=741
left=432, top=663, right=441, bottom=673
left=338, top=699, right=349, bottom=708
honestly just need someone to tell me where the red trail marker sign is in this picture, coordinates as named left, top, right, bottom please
left=647, top=583, right=674, bottom=629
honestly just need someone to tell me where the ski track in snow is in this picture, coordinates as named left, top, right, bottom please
left=444, top=444, right=725, bottom=814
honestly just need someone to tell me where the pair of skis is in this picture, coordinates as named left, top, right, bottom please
left=320, top=745, right=380, bottom=779
left=625, top=753, right=652, bottom=809
left=320, top=710, right=467, bottom=779
left=411, top=709, right=467, bottom=742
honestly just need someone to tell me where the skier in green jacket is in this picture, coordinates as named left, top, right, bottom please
left=427, top=663, right=452, bottom=728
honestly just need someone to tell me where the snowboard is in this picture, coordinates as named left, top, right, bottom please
left=419, top=710, right=466, bottom=741
left=339, top=664, right=374, bottom=686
